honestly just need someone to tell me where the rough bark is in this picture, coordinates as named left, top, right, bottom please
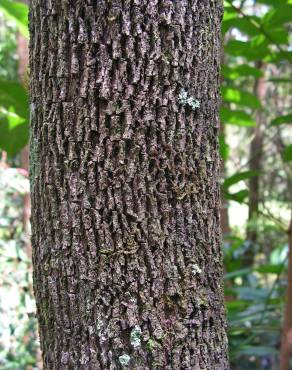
left=29, top=1, right=228, bottom=369
left=280, top=218, right=292, bottom=370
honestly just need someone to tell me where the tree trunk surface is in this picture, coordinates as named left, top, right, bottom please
left=280, top=219, right=292, bottom=370
left=29, top=1, right=228, bottom=369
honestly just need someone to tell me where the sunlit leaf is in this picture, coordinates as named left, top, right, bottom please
left=257, top=0, right=288, bottom=5
left=222, top=87, right=261, bottom=109
left=225, top=39, right=270, bottom=60
left=0, top=0, right=28, bottom=37
left=250, top=32, right=289, bottom=53
left=222, top=64, right=263, bottom=79
left=222, top=16, right=261, bottom=37
left=222, top=4, right=237, bottom=34
left=263, top=4, right=292, bottom=28
left=221, top=107, right=256, bottom=127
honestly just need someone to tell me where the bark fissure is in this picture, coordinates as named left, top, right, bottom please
left=30, top=1, right=228, bottom=369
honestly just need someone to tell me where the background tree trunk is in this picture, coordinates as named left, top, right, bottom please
left=245, top=63, right=266, bottom=267
left=30, top=1, right=228, bottom=369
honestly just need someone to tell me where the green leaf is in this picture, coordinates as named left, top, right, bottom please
left=223, top=171, right=259, bottom=190
left=265, top=28, right=289, bottom=44
left=0, top=0, right=28, bottom=37
left=222, top=64, right=263, bottom=79
left=0, top=79, right=28, bottom=119
left=221, top=107, right=256, bottom=127
left=222, top=4, right=237, bottom=34
left=222, top=87, right=261, bottom=109
left=250, top=31, right=289, bottom=51
left=0, top=109, right=28, bottom=155
left=263, top=4, right=292, bottom=28
left=271, top=114, right=292, bottom=126
left=283, top=144, right=292, bottom=162
left=225, top=39, right=270, bottom=60
left=219, top=133, right=229, bottom=161
left=222, top=16, right=261, bottom=37
left=257, top=0, right=288, bottom=5
left=256, top=264, right=283, bottom=274
left=265, top=50, right=292, bottom=63
left=226, top=300, right=250, bottom=310
left=224, top=189, right=249, bottom=204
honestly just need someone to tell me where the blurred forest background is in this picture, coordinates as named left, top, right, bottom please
left=0, top=0, right=291, bottom=369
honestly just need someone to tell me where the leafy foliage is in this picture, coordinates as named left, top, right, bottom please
left=0, top=2, right=29, bottom=157
left=221, top=107, right=256, bottom=127
left=0, top=0, right=28, bottom=37
left=0, top=168, right=38, bottom=369
left=221, top=1, right=292, bottom=368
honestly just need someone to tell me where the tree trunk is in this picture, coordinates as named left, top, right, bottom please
left=245, top=63, right=266, bottom=267
left=280, top=218, right=292, bottom=370
left=29, top=1, right=228, bottom=369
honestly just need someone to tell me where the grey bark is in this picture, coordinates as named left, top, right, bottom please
left=29, top=1, right=228, bottom=369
